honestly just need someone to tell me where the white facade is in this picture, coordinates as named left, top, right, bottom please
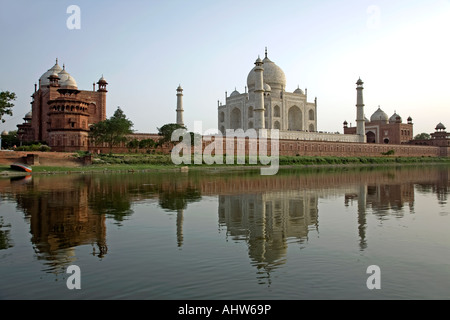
left=218, top=52, right=318, bottom=134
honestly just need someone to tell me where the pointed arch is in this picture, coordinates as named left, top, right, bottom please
left=288, top=106, right=302, bottom=131
left=230, top=108, right=242, bottom=129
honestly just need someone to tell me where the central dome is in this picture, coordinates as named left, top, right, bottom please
left=247, top=55, right=286, bottom=92
left=39, top=59, right=63, bottom=87
left=370, top=107, right=389, bottom=122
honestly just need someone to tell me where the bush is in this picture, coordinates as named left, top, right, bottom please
left=15, top=143, right=51, bottom=152
left=381, top=149, right=395, bottom=156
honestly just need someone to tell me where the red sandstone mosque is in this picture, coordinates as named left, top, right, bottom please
left=17, top=59, right=107, bottom=152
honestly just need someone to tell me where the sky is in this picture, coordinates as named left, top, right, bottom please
left=0, top=0, right=449, bottom=136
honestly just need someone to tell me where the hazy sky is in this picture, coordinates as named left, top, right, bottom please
left=0, top=0, right=449, bottom=135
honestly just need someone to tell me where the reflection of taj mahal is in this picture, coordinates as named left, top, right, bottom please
left=218, top=191, right=319, bottom=275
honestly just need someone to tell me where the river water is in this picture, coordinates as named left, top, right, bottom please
left=0, top=165, right=449, bottom=300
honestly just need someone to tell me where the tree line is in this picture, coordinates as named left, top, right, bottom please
left=89, top=106, right=193, bottom=153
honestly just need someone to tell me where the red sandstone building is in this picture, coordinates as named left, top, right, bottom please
left=410, top=123, right=450, bottom=148
left=17, top=59, right=108, bottom=151
left=343, top=106, right=414, bottom=144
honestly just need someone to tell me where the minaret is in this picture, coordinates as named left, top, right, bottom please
left=254, top=56, right=265, bottom=129
left=176, top=85, right=184, bottom=126
left=356, top=78, right=366, bottom=142
left=97, top=75, right=108, bottom=122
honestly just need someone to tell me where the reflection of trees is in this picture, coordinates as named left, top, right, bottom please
left=158, top=187, right=201, bottom=211
left=89, top=191, right=133, bottom=224
left=87, top=175, right=135, bottom=225
left=0, top=216, right=13, bottom=250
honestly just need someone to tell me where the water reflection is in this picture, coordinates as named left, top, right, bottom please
left=0, top=165, right=448, bottom=281
left=218, top=191, right=318, bottom=284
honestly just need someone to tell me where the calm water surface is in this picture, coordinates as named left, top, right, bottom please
left=0, top=165, right=449, bottom=300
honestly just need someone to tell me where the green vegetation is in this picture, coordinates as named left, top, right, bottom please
left=381, top=149, right=395, bottom=156
left=93, top=153, right=174, bottom=165
left=157, top=123, right=201, bottom=147
left=414, top=132, right=431, bottom=140
left=90, top=154, right=450, bottom=167
left=15, top=143, right=51, bottom=152
left=0, top=130, right=19, bottom=149
left=2, top=153, right=448, bottom=176
left=157, top=123, right=187, bottom=146
left=89, top=107, right=134, bottom=153
left=0, top=91, right=16, bottom=123
left=277, top=155, right=450, bottom=165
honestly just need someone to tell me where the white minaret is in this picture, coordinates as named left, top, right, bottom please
left=254, top=56, right=265, bottom=129
left=176, top=85, right=184, bottom=126
left=356, top=78, right=366, bottom=143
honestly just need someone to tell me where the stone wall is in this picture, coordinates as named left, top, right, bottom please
left=191, top=137, right=445, bottom=158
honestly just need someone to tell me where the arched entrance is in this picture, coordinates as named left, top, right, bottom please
left=288, top=106, right=302, bottom=131
left=366, top=131, right=376, bottom=143
left=230, top=108, right=241, bottom=129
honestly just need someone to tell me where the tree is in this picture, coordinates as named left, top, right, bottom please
left=89, top=107, right=134, bottom=153
left=157, top=123, right=187, bottom=146
left=0, top=91, right=16, bottom=123
left=414, top=133, right=430, bottom=140
left=1, top=130, right=19, bottom=149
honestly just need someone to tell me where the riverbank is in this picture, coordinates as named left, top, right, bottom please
left=1, top=153, right=449, bottom=176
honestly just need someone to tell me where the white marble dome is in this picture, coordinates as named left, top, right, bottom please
left=58, top=67, right=71, bottom=83
left=60, top=75, right=78, bottom=89
left=25, top=111, right=32, bottom=119
left=247, top=55, right=286, bottom=91
left=370, top=107, right=389, bottom=122
left=294, top=86, right=304, bottom=95
left=39, top=60, right=63, bottom=87
left=230, top=89, right=240, bottom=97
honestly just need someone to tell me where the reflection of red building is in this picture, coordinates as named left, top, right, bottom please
left=344, top=106, right=414, bottom=144
left=17, top=59, right=107, bottom=151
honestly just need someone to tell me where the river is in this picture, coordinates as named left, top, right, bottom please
left=0, top=165, right=449, bottom=300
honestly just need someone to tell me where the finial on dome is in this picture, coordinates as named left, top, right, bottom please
left=63, top=64, right=65, bottom=70
left=56, top=58, right=58, bottom=64
left=265, top=47, right=267, bottom=58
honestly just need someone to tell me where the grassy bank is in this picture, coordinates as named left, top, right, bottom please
left=92, top=153, right=450, bottom=166
left=1, top=154, right=449, bottom=175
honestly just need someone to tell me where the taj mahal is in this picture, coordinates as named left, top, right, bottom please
left=216, top=49, right=432, bottom=147
left=217, top=49, right=364, bottom=143
left=218, top=49, right=317, bottom=134
left=10, top=49, right=449, bottom=156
